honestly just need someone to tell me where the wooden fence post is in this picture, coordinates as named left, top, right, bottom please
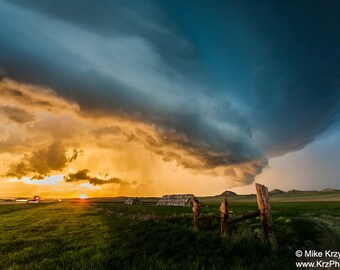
left=255, top=183, right=277, bottom=249
left=192, top=201, right=200, bottom=231
left=219, top=197, right=229, bottom=237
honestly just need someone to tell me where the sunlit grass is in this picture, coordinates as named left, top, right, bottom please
left=0, top=201, right=339, bottom=269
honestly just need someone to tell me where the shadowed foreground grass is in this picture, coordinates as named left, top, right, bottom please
left=0, top=202, right=339, bottom=269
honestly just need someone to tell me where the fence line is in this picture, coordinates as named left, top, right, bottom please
left=83, top=183, right=277, bottom=249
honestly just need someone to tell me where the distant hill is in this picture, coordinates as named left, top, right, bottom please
left=196, top=190, right=241, bottom=202
left=220, top=191, right=237, bottom=197
left=320, top=188, right=340, bottom=193
left=198, top=187, right=340, bottom=203
left=287, top=189, right=318, bottom=194
left=269, top=189, right=285, bottom=195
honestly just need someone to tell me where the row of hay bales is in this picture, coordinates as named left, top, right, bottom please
left=124, top=194, right=199, bottom=206
left=156, top=194, right=198, bottom=207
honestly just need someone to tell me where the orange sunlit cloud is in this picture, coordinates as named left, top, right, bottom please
left=0, top=78, right=266, bottom=198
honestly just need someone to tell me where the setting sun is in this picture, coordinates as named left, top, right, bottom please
left=79, top=194, right=88, bottom=200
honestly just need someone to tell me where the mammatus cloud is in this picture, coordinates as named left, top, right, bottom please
left=64, top=169, right=126, bottom=186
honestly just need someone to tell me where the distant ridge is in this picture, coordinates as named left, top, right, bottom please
left=196, top=190, right=238, bottom=201
left=320, top=188, right=340, bottom=193
left=194, top=187, right=340, bottom=203
left=287, top=189, right=318, bottom=194
left=269, top=189, right=285, bottom=195
left=220, top=190, right=237, bottom=197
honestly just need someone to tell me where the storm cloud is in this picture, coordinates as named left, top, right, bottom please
left=0, top=106, right=35, bottom=123
left=5, top=141, right=80, bottom=180
left=0, top=0, right=339, bottom=186
left=64, top=169, right=126, bottom=186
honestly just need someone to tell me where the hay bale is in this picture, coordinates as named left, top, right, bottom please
left=156, top=194, right=199, bottom=207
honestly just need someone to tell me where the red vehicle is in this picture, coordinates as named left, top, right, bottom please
left=28, top=196, right=40, bottom=204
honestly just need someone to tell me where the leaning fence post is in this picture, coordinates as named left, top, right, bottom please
left=219, top=197, right=229, bottom=237
left=192, top=200, right=200, bottom=231
left=255, top=183, right=278, bottom=249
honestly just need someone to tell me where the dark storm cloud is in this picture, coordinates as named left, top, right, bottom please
left=92, top=126, right=122, bottom=138
left=67, top=149, right=83, bottom=163
left=160, top=0, right=340, bottom=158
left=64, top=169, right=125, bottom=186
left=235, top=1, right=340, bottom=157
left=0, top=106, right=35, bottom=123
left=0, top=0, right=339, bottom=184
left=5, top=142, right=80, bottom=180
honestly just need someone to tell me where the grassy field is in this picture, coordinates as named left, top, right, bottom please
left=0, top=201, right=339, bottom=270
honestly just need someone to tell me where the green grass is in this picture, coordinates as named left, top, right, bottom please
left=0, top=203, right=37, bottom=215
left=0, top=202, right=339, bottom=269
